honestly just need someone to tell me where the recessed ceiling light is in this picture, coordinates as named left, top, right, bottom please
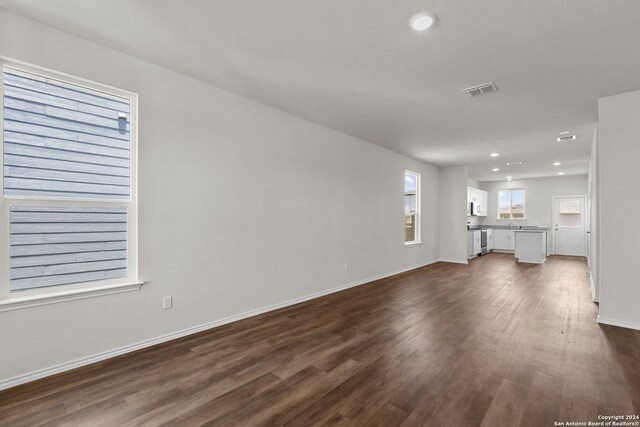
left=409, top=12, right=437, bottom=31
left=557, top=135, right=576, bottom=142
left=507, top=178, right=513, bottom=181
left=553, top=162, right=562, bottom=166
left=506, top=176, right=512, bottom=179
left=490, top=153, right=499, bottom=157
left=558, top=171, right=565, bottom=175
left=506, top=161, right=522, bottom=166
left=492, top=168, right=500, bottom=172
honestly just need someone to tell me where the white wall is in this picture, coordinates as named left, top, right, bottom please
left=438, top=167, right=469, bottom=263
left=598, top=89, right=640, bottom=330
left=588, top=125, right=600, bottom=301
left=0, top=9, right=440, bottom=385
left=478, top=175, right=588, bottom=251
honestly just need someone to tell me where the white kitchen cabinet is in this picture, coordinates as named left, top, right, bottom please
left=467, top=230, right=481, bottom=258
left=467, top=187, right=477, bottom=203
left=487, top=229, right=493, bottom=251
left=514, top=230, right=547, bottom=264
left=467, top=187, right=476, bottom=217
left=467, top=186, right=488, bottom=217
left=492, top=229, right=514, bottom=251
left=479, top=190, right=488, bottom=216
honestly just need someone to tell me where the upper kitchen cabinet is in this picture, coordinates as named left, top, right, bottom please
left=478, top=189, right=488, bottom=216
left=467, top=186, right=488, bottom=217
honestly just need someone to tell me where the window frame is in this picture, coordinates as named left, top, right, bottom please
left=497, top=188, right=526, bottom=220
left=0, top=56, right=141, bottom=310
left=404, top=170, right=421, bottom=246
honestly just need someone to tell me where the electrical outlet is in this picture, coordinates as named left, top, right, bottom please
left=344, top=262, right=349, bottom=271
left=162, top=296, right=172, bottom=310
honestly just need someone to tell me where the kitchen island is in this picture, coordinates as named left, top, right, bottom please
left=514, top=229, right=548, bottom=264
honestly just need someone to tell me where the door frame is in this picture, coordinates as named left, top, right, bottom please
left=552, top=195, right=587, bottom=256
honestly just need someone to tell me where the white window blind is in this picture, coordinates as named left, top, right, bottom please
left=2, top=63, right=137, bottom=295
left=3, top=69, right=130, bottom=199
left=10, top=206, right=127, bottom=291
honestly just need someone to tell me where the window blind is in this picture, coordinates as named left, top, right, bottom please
left=3, top=66, right=133, bottom=293
left=10, top=205, right=127, bottom=291
left=3, top=69, right=130, bottom=199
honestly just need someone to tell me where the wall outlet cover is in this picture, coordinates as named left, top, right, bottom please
left=162, top=296, right=172, bottom=310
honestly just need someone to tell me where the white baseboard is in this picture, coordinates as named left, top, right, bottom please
left=589, top=271, right=598, bottom=302
left=0, top=259, right=438, bottom=391
left=597, top=316, right=640, bottom=331
left=438, top=258, right=469, bottom=265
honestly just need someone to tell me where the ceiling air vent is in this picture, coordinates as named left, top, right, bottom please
left=463, top=81, right=498, bottom=97
left=557, top=134, right=577, bottom=142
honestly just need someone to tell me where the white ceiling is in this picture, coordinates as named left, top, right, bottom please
left=2, top=0, right=639, bottom=181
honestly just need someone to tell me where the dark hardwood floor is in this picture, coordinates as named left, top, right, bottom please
left=1, top=253, right=639, bottom=426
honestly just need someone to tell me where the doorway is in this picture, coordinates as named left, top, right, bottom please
left=553, top=196, right=587, bottom=256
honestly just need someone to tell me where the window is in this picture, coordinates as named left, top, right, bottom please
left=1, top=61, right=138, bottom=302
left=404, top=171, right=420, bottom=244
left=498, top=189, right=525, bottom=219
left=557, top=199, right=582, bottom=227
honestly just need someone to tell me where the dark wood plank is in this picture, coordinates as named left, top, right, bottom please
left=1, top=254, right=639, bottom=426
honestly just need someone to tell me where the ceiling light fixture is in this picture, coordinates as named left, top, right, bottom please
left=492, top=168, right=500, bottom=172
left=557, top=135, right=577, bottom=142
left=553, top=162, right=562, bottom=166
left=490, top=153, right=499, bottom=157
left=506, top=161, right=522, bottom=166
left=558, top=171, right=565, bottom=175
left=507, top=177, right=513, bottom=181
left=559, top=131, right=571, bottom=135
left=409, top=12, right=437, bottom=31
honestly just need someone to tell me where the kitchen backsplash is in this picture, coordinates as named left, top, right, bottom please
left=479, top=217, right=545, bottom=227
left=467, top=216, right=481, bottom=227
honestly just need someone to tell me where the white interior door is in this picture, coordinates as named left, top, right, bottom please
left=553, top=196, right=586, bottom=256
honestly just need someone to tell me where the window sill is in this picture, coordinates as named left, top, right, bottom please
left=404, top=241, right=422, bottom=247
left=0, top=281, right=144, bottom=313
